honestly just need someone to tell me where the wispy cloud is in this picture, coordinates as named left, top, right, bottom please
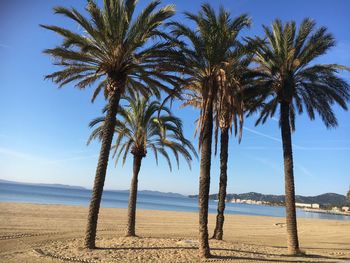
left=300, top=147, right=350, bottom=150
left=244, top=153, right=281, bottom=174
left=45, top=154, right=98, bottom=164
left=0, top=147, right=97, bottom=164
left=255, top=157, right=281, bottom=173
left=0, top=147, right=47, bottom=162
left=0, top=43, right=10, bottom=49
left=243, top=126, right=350, bottom=151
left=298, top=139, right=350, bottom=143
left=239, top=146, right=281, bottom=150
left=245, top=152, right=314, bottom=178
left=243, top=126, right=307, bottom=148
left=296, top=164, right=313, bottom=177
left=243, top=127, right=282, bottom=143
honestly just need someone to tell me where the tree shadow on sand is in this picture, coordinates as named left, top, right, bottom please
left=96, top=246, right=197, bottom=250
left=270, top=244, right=350, bottom=251
left=94, top=245, right=349, bottom=262
left=210, top=255, right=345, bottom=263
left=210, top=247, right=350, bottom=263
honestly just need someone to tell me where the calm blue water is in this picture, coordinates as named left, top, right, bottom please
left=0, top=182, right=349, bottom=221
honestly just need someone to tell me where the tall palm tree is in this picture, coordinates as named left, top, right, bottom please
left=182, top=52, right=253, bottom=241
left=247, top=19, right=350, bottom=255
left=42, top=0, right=181, bottom=248
left=169, top=4, right=251, bottom=258
left=88, top=93, right=197, bottom=237
left=211, top=51, right=253, bottom=240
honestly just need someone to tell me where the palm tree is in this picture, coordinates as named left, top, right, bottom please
left=42, top=0, right=180, bottom=248
left=183, top=52, right=252, bottom=241
left=169, top=4, right=251, bottom=258
left=347, top=187, right=350, bottom=201
left=247, top=19, right=350, bottom=255
left=88, top=93, right=197, bottom=237
left=211, top=51, right=253, bottom=240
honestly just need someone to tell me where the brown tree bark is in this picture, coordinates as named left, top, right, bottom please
left=280, top=102, right=300, bottom=255
left=84, top=80, right=122, bottom=249
left=126, top=154, right=143, bottom=237
left=198, top=97, right=214, bottom=258
left=212, top=127, right=229, bottom=240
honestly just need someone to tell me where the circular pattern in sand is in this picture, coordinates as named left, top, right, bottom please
left=38, top=237, right=350, bottom=262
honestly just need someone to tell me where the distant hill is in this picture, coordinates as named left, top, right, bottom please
left=189, top=192, right=350, bottom=207
left=0, top=179, right=185, bottom=198
left=106, top=189, right=185, bottom=198
left=1, top=179, right=347, bottom=205
left=0, top=179, right=86, bottom=190
left=295, top=193, right=348, bottom=207
left=136, top=190, right=185, bottom=198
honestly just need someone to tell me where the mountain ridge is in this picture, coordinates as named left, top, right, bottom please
left=0, top=179, right=184, bottom=198
left=189, top=191, right=350, bottom=207
left=1, top=179, right=348, bottom=206
left=0, top=179, right=86, bottom=190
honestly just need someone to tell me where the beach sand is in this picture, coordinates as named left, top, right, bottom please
left=0, top=202, right=349, bottom=262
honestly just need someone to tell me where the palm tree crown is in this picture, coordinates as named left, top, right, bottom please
left=169, top=4, right=251, bottom=144
left=183, top=49, right=252, bottom=151
left=42, top=0, right=180, bottom=100
left=88, top=94, right=197, bottom=170
left=247, top=18, right=350, bottom=127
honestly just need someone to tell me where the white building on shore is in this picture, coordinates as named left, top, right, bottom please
left=231, top=199, right=268, bottom=205
left=295, top=203, right=320, bottom=209
left=332, top=207, right=340, bottom=212
left=295, top=202, right=312, bottom=208
left=342, top=206, right=349, bottom=212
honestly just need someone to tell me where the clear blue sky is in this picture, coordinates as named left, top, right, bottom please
left=0, top=0, right=349, bottom=196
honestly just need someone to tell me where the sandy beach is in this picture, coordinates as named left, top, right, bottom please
left=0, top=202, right=349, bottom=262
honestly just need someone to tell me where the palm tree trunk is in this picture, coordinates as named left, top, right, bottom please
left=126, top=154, right=143, bottom=237
left=84, top=81, right=122, bottom=249
left=198, top=98, right=214, bottom=258
left=212, top=127, right=229, bottom=240
left=280, top=102, right=300, bottom=255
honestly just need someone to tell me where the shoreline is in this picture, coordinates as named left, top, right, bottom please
left=1, top=200, right=349, bottom=222
left=212, top=198, right=350, bottom=217
left=303, top=207, right=350, bottom=216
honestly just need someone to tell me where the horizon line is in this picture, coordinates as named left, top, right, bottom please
left=0, top=178, right=346, bottom=197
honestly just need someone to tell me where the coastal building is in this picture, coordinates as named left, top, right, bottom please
left=332, top=207, right=340, bottom=212
left=295, top=202, right=312, bottom=208
left=311, top=203, right=320, bottom=209
left=342, top=206, right=349, bottom=212
left=231, top=199, right=267, bottom=205
left=231, top=198, right=241, bottom=203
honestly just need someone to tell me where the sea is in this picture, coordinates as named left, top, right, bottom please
left=0, top=181, right=349, bottom=221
